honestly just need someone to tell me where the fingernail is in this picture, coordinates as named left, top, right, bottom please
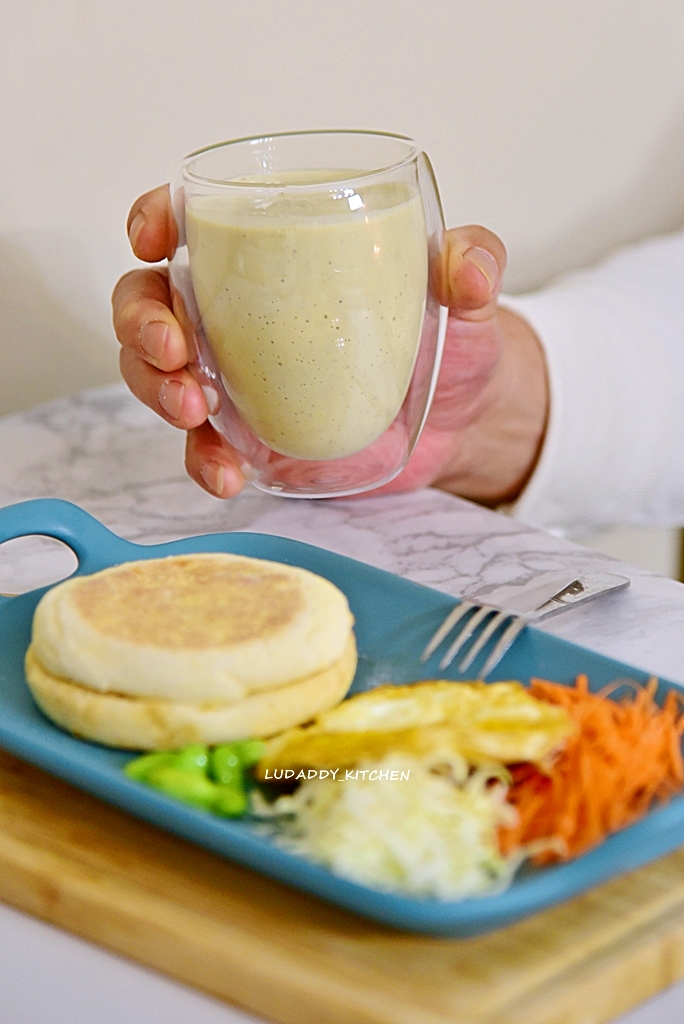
left=201, top=385, right=220, bottom=415
left=158, top=379, right=185, bottom=421
left=128, top=211, right=146, bottom=251
left=463, top=247, right=499, bottom=290
left=140, top=321, right=169, bottom=365
left=200, top=460, right=225, bottom=496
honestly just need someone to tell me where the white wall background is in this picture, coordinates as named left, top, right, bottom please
left=1, top=0, right=684, bottom=572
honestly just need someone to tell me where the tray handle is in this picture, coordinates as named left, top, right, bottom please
left=0, top=499, right=130, bottom=592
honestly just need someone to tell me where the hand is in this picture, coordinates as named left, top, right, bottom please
left=112, top=186, right=548, bottom=505
left=373, top=230, right=549, bottom=504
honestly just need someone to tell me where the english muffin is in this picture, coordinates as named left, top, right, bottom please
left=25, top=552, right=357, bottom=749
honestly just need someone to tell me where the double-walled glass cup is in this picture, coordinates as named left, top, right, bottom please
left=169, top=130, right=447, bottom=498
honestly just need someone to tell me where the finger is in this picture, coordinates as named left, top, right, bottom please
left=112, top=267, right=188, bottom=372
left=185, top=421, right=246, bottom=499
left=126, top=184, right=177, bottom=262
left=436, top=226, right=507, bottom=321
left=119, top=347, right=209, bottom=430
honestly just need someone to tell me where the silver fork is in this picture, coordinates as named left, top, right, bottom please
left=421, top=572, right=630, bottom=678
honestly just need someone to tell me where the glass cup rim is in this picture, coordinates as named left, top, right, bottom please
left=181, top=129, right=421, bottom=190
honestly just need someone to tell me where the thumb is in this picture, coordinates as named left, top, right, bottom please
left=127, top=184, right=178, bottom=263
left=434, top=226, right=507, bottom=322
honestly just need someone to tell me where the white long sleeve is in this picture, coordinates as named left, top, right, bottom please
left=501, top=229, right=684, bottom=536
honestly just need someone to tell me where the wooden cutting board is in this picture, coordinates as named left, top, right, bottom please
left=2, top=748, right=684, bottom=1024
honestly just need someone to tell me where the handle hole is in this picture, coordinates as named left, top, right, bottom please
left=0, top=535, right=79, bottom=596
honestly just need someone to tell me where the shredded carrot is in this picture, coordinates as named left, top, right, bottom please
left=499, top=674, right=684, bottom=863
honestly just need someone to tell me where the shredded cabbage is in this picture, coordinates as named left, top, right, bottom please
left=252, top=753, right=522, bottom=899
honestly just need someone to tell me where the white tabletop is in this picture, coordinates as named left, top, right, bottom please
left=1, top=384, right=683, bottom=1024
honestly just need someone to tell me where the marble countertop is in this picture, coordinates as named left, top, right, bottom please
left=1, top=383, right=683, bottom=1024
left=2, top=384, right=684, bottom=682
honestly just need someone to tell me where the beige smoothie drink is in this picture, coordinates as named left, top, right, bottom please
left=186, top=177, right=427, bottom=460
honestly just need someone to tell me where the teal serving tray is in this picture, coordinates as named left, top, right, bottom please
left=0, top=498, right=681, bottom=936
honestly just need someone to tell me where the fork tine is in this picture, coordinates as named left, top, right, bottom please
left=438, top=605, right=492, bottom=670
left=480, top=616, right=528, bottom=679
left=421, top=600, right=476, bottom=662
left=458, top=609, right=509, bottom=673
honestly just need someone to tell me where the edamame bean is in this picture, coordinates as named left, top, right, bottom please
left=210, top=745, right=243, bottom=787
left=124, top=740, right=262, bottom=818
left=145, top=766, right=218, bottom=810
left=213, top=785, right=248, bottom=818
left=172, top=744, right=210, bottom=774
left=124, top=751, right=176, bottom=782
left=232, top=739, right=265, bottom=767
